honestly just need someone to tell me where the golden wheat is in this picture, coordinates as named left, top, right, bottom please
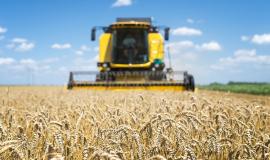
left=0, top=87, right=269, bottom=160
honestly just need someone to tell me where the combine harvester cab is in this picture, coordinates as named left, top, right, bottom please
left=68, top=18, right=195, bottom=91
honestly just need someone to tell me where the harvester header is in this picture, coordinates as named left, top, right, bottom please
left=68, top=17, right=195, bottom=91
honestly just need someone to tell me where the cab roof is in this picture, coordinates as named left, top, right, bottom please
left=111, top=18, right=152, bottom=28
left=116, top=18, right=152, bottom=24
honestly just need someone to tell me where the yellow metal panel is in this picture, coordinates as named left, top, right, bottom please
left=148, top=33, right=164, bottom=62
left=99, top=33, right=112, bottom=63
left=111, top=62, right=152, bottom=68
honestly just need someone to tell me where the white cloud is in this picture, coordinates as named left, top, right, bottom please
left=228, top=49, right=270, bottom=64
left=20, top=58, right=36, bottom=66
left=186, top=18, right=204, bottom=24
left=80, top=45, right=90, bottom=51
left=58, top=66, right=68, bottom=72
left=94, top=54, right=99, bottom=61
left=51, top=43, right=71, bottom=50
left=72, top=50, right=99, bottom=70
left=171, top=27, right=202, bottom=36
left=75, top=50, right=84, bottom=55
left=72, top=57, right=97, bottom=71
left=94, top=46, right=99, bottom=52
left=7, top=38, right=35, bottom=52
left=234, top=49, right=256, bottom=58
left=14, top=58, right=51, bottom=71
left=0, top=26, right=7, bottom=34
left=112, top=0, right=132, bottom=7
left=167, top=41, right=195, bottom=54
left=0, top=57, right=57, bottom=72
left=187, top=18, right=195, bottom=24
left=0, top=57, right=15, bottom=65
left=12, top=38, right=27, bottom=43
left=165, top=40, right=221, bottom=69
left=211, top=49, right=270, bottom=70
left=251, top=34, right=270, bottom=44
left=75, top=45, right=91, bottom=55
left=241, top=36, right=250, bottom=41
left=181, top=52, right=197, bottom=61
left=167, top=40, right=222, bottom=54
left=199, top=41, right=222, bottom=51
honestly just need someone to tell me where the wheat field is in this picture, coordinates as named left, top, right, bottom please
left=0, top=87, right=269, bottom=160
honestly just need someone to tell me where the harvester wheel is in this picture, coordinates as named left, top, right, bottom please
left=188, top=74, right=195, bottom=91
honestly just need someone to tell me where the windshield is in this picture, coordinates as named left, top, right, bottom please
left=112, top=28, right=149, bottom=64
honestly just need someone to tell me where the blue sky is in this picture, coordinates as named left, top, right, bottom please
left=0, top=0, right=270, bottom=85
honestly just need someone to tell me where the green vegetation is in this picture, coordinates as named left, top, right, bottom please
left=199, top=82, right=270, bottom=95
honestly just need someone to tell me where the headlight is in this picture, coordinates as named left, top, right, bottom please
left=102, top=63, right=108, bottom=68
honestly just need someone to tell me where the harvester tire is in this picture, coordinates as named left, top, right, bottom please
left=188, top=74, right=195, bottom=91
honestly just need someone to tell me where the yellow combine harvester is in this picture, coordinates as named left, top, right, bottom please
left=68, top=18, right=195, bottom=91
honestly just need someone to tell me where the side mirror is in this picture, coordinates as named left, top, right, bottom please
left=91, top=28, right=96, bottom=41
left=164, top=27, right=170, bottom=41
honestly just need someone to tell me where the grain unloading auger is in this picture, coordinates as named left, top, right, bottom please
left=68, top=18, right=195, bottom=91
